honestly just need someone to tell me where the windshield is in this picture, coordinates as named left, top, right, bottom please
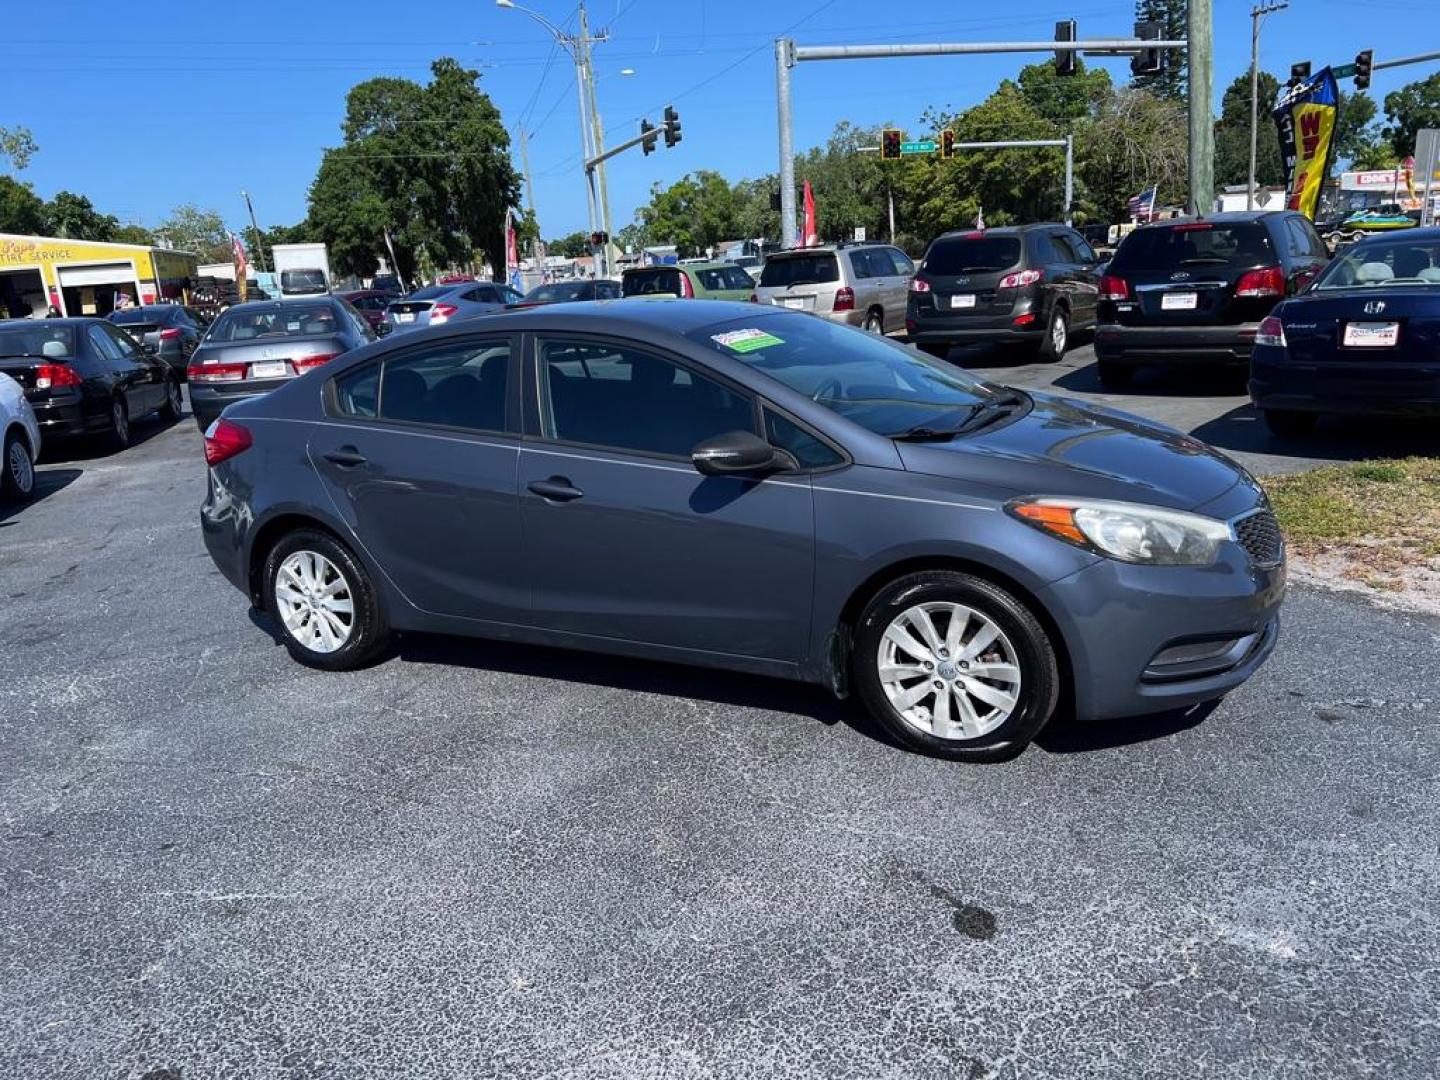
left=1314, top=238, right=1440, bottom=289
left=0, top=324, right=76, bottom=359
left=759, top=254, right=839, bottom=288
left=525, top=281, right=590, bottom=302
left=1109, top=222, right=1274, bottom=271
left=923, top=236, right=1021, bottom=275
left=688, top=314, right=1012, bottom=436
left=623, top=268, right=684, bottom=296
left=280, top=269, right=328, bottom=294
left=206, top=305, right=339, bottom=342
left=404, top=285, right=453, bottom=301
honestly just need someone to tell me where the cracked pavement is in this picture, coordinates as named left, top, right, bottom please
left=1, top=405, right=1437, bottom=1078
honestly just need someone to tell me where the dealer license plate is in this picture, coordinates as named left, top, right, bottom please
left=1342, top=321, right=1400, bottom=347
left=949, top=293, right=976, bottom=309
left=783, top=298, right=805, bottom=310
left=250, top=361, right=287, bottom=379
left=396, top=312, right=415, bottom=323
left=1161, top=291, right=1198, bottom=310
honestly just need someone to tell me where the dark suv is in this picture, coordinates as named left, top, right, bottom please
left=1093, top=211, right=1329, bottom=387
left=907, top=223, right=1104, bottom=360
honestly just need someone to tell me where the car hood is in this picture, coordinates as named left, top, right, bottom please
left=894, top=391, right=1246, bottom=511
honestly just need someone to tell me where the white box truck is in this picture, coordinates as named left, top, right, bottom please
left=271, top=243, right=332, bottom=298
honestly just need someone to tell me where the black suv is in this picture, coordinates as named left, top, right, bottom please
left=1093, top=211, right=1329, bottom=388
left=906, top=223, right=1104, bottom=360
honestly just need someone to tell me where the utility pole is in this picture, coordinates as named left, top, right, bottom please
left=1247, top=2, right=1288, bottom=211
left=517, top=126, right=544, bottom=280
left=1188, top=0, right=1215, bottom=216
left=578, top=3, right=615, bottom=276
left=240, top=189, right=267, bottom=274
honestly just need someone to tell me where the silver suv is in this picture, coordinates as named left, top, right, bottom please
left=753, top=243, right=915, bottom=334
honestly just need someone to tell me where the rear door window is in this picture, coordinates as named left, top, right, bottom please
left=342, top=339, right=512, bottom=432
left=759, top=254, right=840, bottom=288
left=886, top=248, right=915, bottom=276
left=923, top=236, right=1022, bottom=275
left=623, top=268, right=684, bottom=296
left=1048, top=233, right=1080, bottom=263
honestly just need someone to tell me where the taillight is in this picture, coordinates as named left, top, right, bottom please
left=1098, top=275, right=1130, bottom=301
left=909, top=277, right=931, bottom=293
left=832, top=286, right=855, bottom=312
left=188, top=361, right=248, bottom=383
left=1012, top=312, right=1037, bottom=326
left=292, top=352, right=340, bottom=373
left=678, top=274, right=695, bottom=298
left=159, top=327, right=183, bottom=341
left=430, top=303, right=459, bottom=324
left=1255, top=315, right=1287, bottom=347
left=34, top=363, right=82, bottom=390
left=1235, top=266, right=1285, bottom=298
left=998, top=268, right=1044, bottom=289
left=203, top=419, right=252, bottom=466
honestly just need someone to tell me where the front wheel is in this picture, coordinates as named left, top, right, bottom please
left=852, top=571, right=1060, bottom=761
left=263, top=529, right=390, bottom=671
left=1263, top=408, right=1318, bottom=438
left=2, top=428, right=35, bottom=501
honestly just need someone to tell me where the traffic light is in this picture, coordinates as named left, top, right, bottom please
left=1288, top=61, right=1311, bottom=89
left=663, top=105, right=682, bottom=148
left=1354, top=49, right=1373, bottom=90
left=941, top=129, right=956, bottom=159
left=1054, top=20, right=1077, bottom=77
left=1131, top=21, right=1162, bottom=77
left=881, top=129, right=902, bottom=161
left=640, top=119, right=657, bottom=156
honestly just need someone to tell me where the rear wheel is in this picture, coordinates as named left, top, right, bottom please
left=1038, top=306, right=1069, bottom=361
left=863, top=309, right=884, bottom=334
left=852, top=571, right=1060, bottom=762
left=263, top=528, right=389, bottom=671
left=2, top=428, right=35, bottom=501
left=1097, top=360, right=1136, bottom=390
left=160, top=375, right=183, bottom=421
left=107, top=393, right=130, bottom=450
left=1263, top=408, right=1318, bottom=438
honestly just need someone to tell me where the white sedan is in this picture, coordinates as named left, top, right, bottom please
left=0, top=371, right=40, bottom=501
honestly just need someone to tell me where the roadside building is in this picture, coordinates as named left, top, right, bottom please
left=0, top=233, right=200, bottom=319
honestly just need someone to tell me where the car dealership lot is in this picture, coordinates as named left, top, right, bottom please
left=3, top=404, right=1438, bottom=1078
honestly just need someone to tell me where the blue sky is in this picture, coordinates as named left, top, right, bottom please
left=2, top=0, right=1435, bottom=240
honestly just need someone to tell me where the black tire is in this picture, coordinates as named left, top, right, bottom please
left=1096, top=359, right=1136, bottom=390
left=917, top=342, right=951, bottom=360
left=851, top=570, right=1060, bottom=762
left=107, top=393, right=131, bottom=450
left=159, top=375, right=183, bottom=421
left=1038, top=305, right=1069, bottom=361
left=1263, top=408, right=1318, bottom=438
left=263, top=528, right=390, bottom=671
left=863, top=309, right=884, bottom=334
left=2, top=427, right=35, bottom=502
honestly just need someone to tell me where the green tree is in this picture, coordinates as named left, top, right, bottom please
left=157, top=204, right=232, bottom=261
left=1213, top=71, right=1284, bottom=189
left=0, top=125, right=38, bottom=171
left=1130, top=0, right=1187, bottom=102
left=614, top=221, right=651, bottom=255
left=43, top=191, right=119, bottom=241
left=640, top=170, right=739, bottom=256
left=1333, top=90, right=1389, bottom=168
left=1077, top=88, right=1188, bottom=221
left=547, top=231, right=591, bottom=258
left=111, top=223, right=155, bottom=246
left=0, top=176, right=47, bottom=234
left=1018, top=59, right=1113, bottom=126
left=1382, top=71, right=1440, bottom=158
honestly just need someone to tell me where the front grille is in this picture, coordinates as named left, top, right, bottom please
left=1234, top=508, right=1283, bottom=566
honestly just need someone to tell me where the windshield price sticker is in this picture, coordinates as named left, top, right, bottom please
left=712, top=328, right=784, bottom=353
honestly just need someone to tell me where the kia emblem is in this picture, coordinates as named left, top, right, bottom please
left=1364, top=299, right=1386, bottom=315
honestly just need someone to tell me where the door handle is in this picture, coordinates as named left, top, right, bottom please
left=323, top=446, right=368, bottom=468
left=528, top=476, right=584, bottom=502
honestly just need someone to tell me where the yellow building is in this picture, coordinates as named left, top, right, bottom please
left=0, top=233, right=201, bottom=319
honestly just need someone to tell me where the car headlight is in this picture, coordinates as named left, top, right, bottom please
left=1008, top=498, right=1231, bottom=566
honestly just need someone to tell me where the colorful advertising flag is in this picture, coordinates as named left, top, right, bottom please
left=802, top=181, right=818, bottom=247
left=230, top=233, right=249, bottom=301
left=1273, top=68, right=1339, bottom=220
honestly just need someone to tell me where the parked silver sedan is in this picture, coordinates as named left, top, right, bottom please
left=385, top=282, right=517, bottom=334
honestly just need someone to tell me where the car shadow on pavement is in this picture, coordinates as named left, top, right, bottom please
left=1191, top=404, right=1438, bottom=463
left=0, top=467, right=82, bottom=525
left=38, top=414, right=184, bottom=464
left=1052, top=362, right=1248, bottom=399
left=1035, top=699, right=1220, bottom=754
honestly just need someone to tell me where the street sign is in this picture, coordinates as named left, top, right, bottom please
left=1332, top=63, right=1356, bottom=77
left=853, top=226, right=867, bottom=242
left=900, top=139, right=936, bottom=154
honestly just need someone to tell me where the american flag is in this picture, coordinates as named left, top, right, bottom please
left=1126, top=185, right=1158, bottom=219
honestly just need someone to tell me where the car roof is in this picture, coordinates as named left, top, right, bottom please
left=403, top=298, right=763, bottom=339
left=219, top=298, right=336, bottom=313
left=0, top=316, right=106, bottom=328
left=1133, top=211, right=1288, bottom=230
left=934, top=223, right=1063, bottom=239
left=625, top=262, right=730, bottom=271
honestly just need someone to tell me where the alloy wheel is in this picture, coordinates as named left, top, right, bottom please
left=113, top=399, right=128, bottom=442
left=275, top=550, right=355, bottom=653
left=1050, top=311, right=1068, bottom=356
left=8, top=439, right=33, bottom=494
left=876, top=601, right=1022, bottom=741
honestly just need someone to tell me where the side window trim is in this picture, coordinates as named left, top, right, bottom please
left=526, top=333, right=760, bottom=462
left=761, top=401, right=850, bottom=475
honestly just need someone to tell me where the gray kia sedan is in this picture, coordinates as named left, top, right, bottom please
left=199, top=301, right=1284, bottom=761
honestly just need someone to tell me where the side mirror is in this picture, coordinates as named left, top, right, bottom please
left=691, top=430, right=791, bottom=476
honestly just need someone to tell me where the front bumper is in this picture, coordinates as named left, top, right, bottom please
left=1095, top=322, right=1259, bottom=365
left=1251, top=353, right=1440, bottom=416
left=1039, top=546, right=1285, bottom=722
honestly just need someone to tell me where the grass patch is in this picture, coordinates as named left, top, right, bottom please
left=1262, top=457, right=1440, bottom=586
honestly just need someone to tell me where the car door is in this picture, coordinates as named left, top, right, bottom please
left=517, top=334, right=816, bottom=662
left=1284, top=215, right=1328, bottom=292
left=1058, top=230, right=1101, bottom=327
left=91, top=324, right=160, bottom=413
left=311, top=332, right=528, bottom=623
left=884, top=247, right=915, bottom=327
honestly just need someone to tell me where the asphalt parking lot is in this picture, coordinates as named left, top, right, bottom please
left=3, top=395, right=1438, bottom=1078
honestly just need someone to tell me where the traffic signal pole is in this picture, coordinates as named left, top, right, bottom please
left=1188, top=0, right=1214, bottom=216
left=774, top=34, right=1188, bottom=248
